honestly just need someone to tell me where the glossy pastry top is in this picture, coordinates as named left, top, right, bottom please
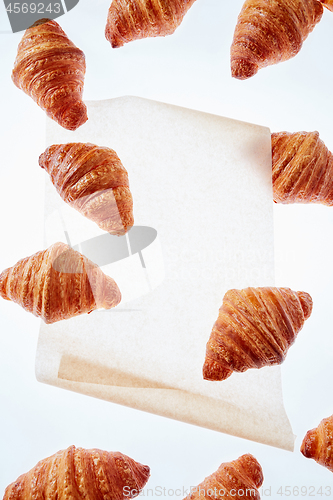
left=39, top=142, right=134, bottom=236
left=231, top=0, right=323, bottom=79
left=12, top=19, right=87, bottom=130
left=183, top=454, right=263, bottom=500
left=203, top=287, right=313, bottom=381
left=105, top=0, right=197, bottom=48
left=301, top=414, right=333, bottom=472
left=272, top=131, right=333, bottom=205
left=3, top=445, right=150, bottom=500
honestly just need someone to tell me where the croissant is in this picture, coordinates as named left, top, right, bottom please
left=183, top=454, right=263, bottom=500
left=203, top=287, right=312, bottom=381
left=320, top=0, right=333, bottom=11
left=301, top=414, right=333, bottom=472
left=39, top=143, right=134, bottom=236
left=272, top=131, right=333, bottom=205
left=3, top=445, right=150, bottom=500
left=12, top=19, right=87, bottom=130
left=230, top=0, right=323, bottom=79
left=105, top=0, right=197, bottom=48
left=0, top=242, right=121, bottom=323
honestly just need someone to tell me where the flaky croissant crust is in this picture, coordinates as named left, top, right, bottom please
left=0, top=242, right=121, bottom=323
left=272, top=131, right=333, bottom=205
left=105, top=0, right=197, bottom=48
left=301, top=414, right=333, bottom=472
left=231, top=0, right=323, bottom=79
left=12, top=19, right=87, bottom=130
left=3, top=445, right=150, bottom=500
left=39, top=143, right=134, bottom=236
left=184, top=454, right=263, bottom=500
left=203, top=287, right=313, bottom=381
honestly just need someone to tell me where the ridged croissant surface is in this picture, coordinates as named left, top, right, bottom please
left=183, top=454, right=263, bottom=500
left=203, top=287, right=312, bottom=381
left=301, top=415, right=333, bottom=472
left=231, top=0, right=323, bottom=79
left=0, top=242, right=121, bottom=323
left=272, top=131, right=333, bottom=205
left=3, top=445, right=150, bottom=500
left=105, top=0, right=197, bottom=48
left=39, top=143, right=134, bottom=236
left=12, top=19, right=87, bottom=130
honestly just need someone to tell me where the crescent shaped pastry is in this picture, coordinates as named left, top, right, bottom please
left=105, top=0, right=197, bottom=48
left=0, top=242, right=121, bottom=323
left=320, top=0, right=333, bottom=12
left=301, top=414, right=333, bottom=472
left=272, top=131, right=333, bottom=205
left=231, top=0, right=323, bottom=80
left=203, top=287, right=312, bottom=381
left=183, top=454, right=263, bottom=500
left=3, top=445, right=150, bottom=500
left=39, top=143, right=134, bottom=236
left=12, top=19, right=87, bottom=130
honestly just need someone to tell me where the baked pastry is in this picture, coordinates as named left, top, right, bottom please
left=183, top=454, right=263, bottom=500
left=3, top=445, right=150, bottom=500
left=301, top=414, right=333, bottom=472
left=105, top=0, right=197, bottom=48
left=0, top=242, right=121, bottom=323
left=39, top=143, right=134, bottom=236
left=203, top=287, right=312, bottom=381
left=272, top=131, right=333, bottom=205
left=231, top=0, right=323, bottom=79
left=12, top=19, right=87, bottom=130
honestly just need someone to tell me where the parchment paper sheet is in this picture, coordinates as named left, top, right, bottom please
left=35, top=97, right=294, bottom=450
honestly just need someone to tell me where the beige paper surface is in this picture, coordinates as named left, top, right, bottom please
left=35, top=97, right=294, bottom=450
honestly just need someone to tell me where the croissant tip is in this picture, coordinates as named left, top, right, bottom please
left=300, top=429, right=317, bottom=458
left=57, top=101, right=88, bottom=131
left=203, top=360, right=232, bottom=381
left=297, top=291, right=313, bottom=320
left=231, top=59, right=258, bottom=80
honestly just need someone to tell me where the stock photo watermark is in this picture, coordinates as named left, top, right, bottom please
left=1, top=0, right=80, bottom=33
left=123, top=485, right=333, bottom=497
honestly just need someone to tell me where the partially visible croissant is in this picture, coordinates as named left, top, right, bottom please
left=320, top=0, right=333, bottom=11
left=39, top=143, right=134, bottom=236
left=272, top=131, right=333, bottom=205
left=3, top=445, right=150, bottom=500
left=0, top=242, right=121, bottom=323
left=105, top=0, right=197, bottom=48
left=183, top=454, right=263, bottom=500
left=231, top=0, right=323, bottom=80
left=203, top=287, right=312, bottom=381
left=301, top=414, right=333, bottom=472
left=12, top=19, right=87, bottom=130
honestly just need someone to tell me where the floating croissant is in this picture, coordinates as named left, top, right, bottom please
left=3, top=445, right=150, bottom=500
left=272, top=131, right=333, bottom=205
left=39, top=143, right=134, bottom=236
left=105, top=0, right=197, bottom=48
left=0, top=242, right=121, bottom=323
left=203, top=287, right=312, bottom=381
left=231, top=0, right=323, bottom=79
left=301, top=414, right=333, bottom=472
left=12, top=19, right=87, bottom=130
left=184, top=454, right=263, bottom=500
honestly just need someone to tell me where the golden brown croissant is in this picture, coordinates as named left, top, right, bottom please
left=203, top=287, right=312, bottom=381
left=105, top=0, right=197, bottom=48
left=320, top=0, right=333, bottom=12
left=12, top=19, right=87, bottom=130
left=3, top=445, right=150, bottom=500
left=231, top=0, right=323, bottom=79
left=301, top=414, right=333, bottom=472
left=183, top=454, right=263, bottom=500
left=272, top=131, right=333, bottom=205
left=0, top=242, right=121, bottom=323
left=39, top=143, right=134, bottom=236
